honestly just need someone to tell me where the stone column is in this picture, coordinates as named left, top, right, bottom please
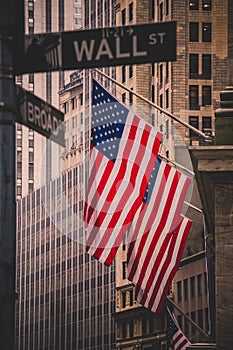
left=189, top=146, right=233, bottom=350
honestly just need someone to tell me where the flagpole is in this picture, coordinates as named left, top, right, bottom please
left=92, top=68, right=208, bottom=140
left=166, top=297, right=210, bottom=341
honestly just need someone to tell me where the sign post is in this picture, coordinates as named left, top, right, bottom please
left=16, top=86, right=65, bottom=146
left=0, top=1, right=22, bottom=348
left=14, top=21, right=176, bottom=75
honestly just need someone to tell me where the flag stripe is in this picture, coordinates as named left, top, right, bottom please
left=136, top=217, right=191, bottom=313
left=85, top=80, right=162, bottom=265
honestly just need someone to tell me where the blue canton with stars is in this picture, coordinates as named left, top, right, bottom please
left=143, top=158, right=161, bottom=204
left=91, top=80, right=128, bottom=162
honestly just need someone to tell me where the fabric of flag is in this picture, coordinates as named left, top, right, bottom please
left=132, top=216, right=191, bottom=313
left=127, top=158, right=192, bottom=313
left=84, top=79, right=163, bottom=265
left=167, top=308, right=191, bottom=350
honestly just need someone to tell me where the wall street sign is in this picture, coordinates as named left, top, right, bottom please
left=16, top=86, right=65, bottom=146
left=13, top=21, right=176, bottom=74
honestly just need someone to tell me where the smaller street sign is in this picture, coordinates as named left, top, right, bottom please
left=14, top=21, right=176, bottom=74
left=16, top=86, right=65, bottom=146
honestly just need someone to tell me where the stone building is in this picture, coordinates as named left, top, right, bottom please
left=114, top=1, right=230, bottom=348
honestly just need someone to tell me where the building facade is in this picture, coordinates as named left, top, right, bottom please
left=114, top=0, right=230, bottom=348
left=15, top=70, right=117, bottom=350
left=16, top=0, right=82, bottom=199
left=173, top=252, right=209, bottom=343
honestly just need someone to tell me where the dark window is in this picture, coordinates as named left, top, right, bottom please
left=152, top=85, right=155, bottom=103
left=189, top=54, right=199, bottom=78
left=189, top=85, right=199, bottom=110
left=79, top=93, right=83, bottom=105
left=189, top=0, right=199, bottom=10
left=71, top=97, right=76, bottom=109
left=122, top=93, right=126, bottom=103
left=129, top=65, right=133, bottom=78
left=160, top=94, right=163, bottom=108
left=202, top=85, right=211, bottom=105
left=151, top=0, right=155, bottom=21
left=202, top=23, right=211, bottom=42
left=198, top=309, right=203, bottom=328
left=129, top=320, right=134, bottom=337
left=190, top=276, right=195, bottom=297
left=166, top=0, right=169, bottom=16
left=122, top=65, right=126, bottom=83
left=159, top=2, right=163, bottom=21
left=202, top=116, right=212, bottom=133
left=121, top=8, right=126, bottom=25
left=202, top=0, right=211, bottom=10
left=129, top=88, right=133, bottom=105
left=129, top=289, right=134, bottom=306
left=122, top=261, right=127, bottom=280
left=165, top=89, right=169, bottom=108
left=122, top=291, right=127, bottom=308
left=184, top=278, right=188, bottom=300
left=122, top=322, right=127, bottom=338
left=202, top=54, right=211, bottom=79
left=177, top=281, right=182, bottom=301
left=190, top=22, right=199, bottom=42
left=129, top=2, right=133, bottom=22
left=197, top=274, right=202, bottom=296
left=189, top=116, right=199, bottom=138
left=159, top=64, right=163, bottom=86
left=165, top=62, right=169, bottom=81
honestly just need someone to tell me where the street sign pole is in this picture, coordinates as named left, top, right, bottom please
left=0, top=1, right=20, bottom=348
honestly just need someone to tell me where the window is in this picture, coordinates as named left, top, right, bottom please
left=202, top=23, right=211, bottom=42
left=122, top=291, right=127, bottom=308
left=197, top=274, right=202, bottom=296
left=121, top=8, right=126, bottom=25
left=129, top=320, right=134, bottom=337
left=165, top=89, right=169, bottom=108
left=159, top=64, right=163, bottom=86
left=129, top=65, right=133, bottom=78
left=151, top=0, right=155, bottom=21
left=198, top=309, right=203, bottom=328
left=79, top=93, right=83, bottom=105
left=165, top=0, right=169, bottom=16
left=129, top=2, right=133, bottom=22
left=202, top=54, right=211, bottom=79
left=71, top=97, right=76, bottom=109
left=152, top=85, right=155, bottom=103
left=189, top=0, right=199, bottom=10
left=189, top=85, right=199, bottom=110
left=159, top=2, right=163, bottom=21
left=74, top=7, right=81, bottom=14
left=165, top=62, right=169, bottom=82
left=189, top=116, right=199, bottom=138
left=184, top=279, right=188, bottom=300
left=122, top=322, right=127, bottom=338
left=74, top=18, right=81, bottom=26
left=122, top=93, right=126, bottom=103
left=202, top=0, right=211, bottom=10
left=129, top=88, right=133, bottom=105
left=190, top=22, right=199, bottom=42
left=177, top=281, right=182, bottom=301
left=129, top=289, right=134, bottom=306
left=160, top=94, right=163, bottom=108
left=122, top=65, right=126, bottom=83
left=189, top=54, right=199, bottom=78
left=190, top=276, right=195, bottom=297
left=202, top=85, right=211, bottom=105
left=122, top=261, right=127, bottom=280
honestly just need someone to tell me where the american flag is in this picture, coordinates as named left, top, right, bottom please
left=84, top=80, right=162, bottom=265
left=167, top=308, right=191, bottom=350
left=127, top=158, right=192, bottom=313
